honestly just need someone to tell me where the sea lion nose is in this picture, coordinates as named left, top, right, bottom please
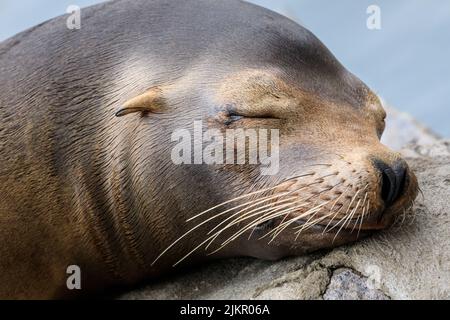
left=373, top=159, right=408, bottom=206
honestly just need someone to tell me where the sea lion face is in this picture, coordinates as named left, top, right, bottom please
left=163, top=28, right=419, bottom=263
left=196, top=66, right=418, bottom=260
left=126, top=10, right=419, bottom=266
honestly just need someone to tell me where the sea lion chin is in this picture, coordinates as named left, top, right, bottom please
left=0, top=0, right=418, bottom=298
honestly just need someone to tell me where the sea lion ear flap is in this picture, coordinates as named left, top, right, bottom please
left=115, top=87, right=165, bottom=117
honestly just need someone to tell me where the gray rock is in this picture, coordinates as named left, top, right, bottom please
left=323, top=268, right=389, bottom=300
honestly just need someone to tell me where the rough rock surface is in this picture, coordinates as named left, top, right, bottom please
left=323, top=268, right=389, bottom=300
left=119, top=110, right=449, bottom=300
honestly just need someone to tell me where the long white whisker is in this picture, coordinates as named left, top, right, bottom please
left=216, top=201, right=324, bottom=251
left=326, top=189, right=361, bottom=233
left=151, top=190, right=294, bottom=265
left=333, top=197, right=363, bottom=243
left=186, top=173, right=316, bottom=222
left=173, top=203, right=310, bottom=266
left=290, top=181, right=344, bottom=239
left=322, top=185, right=352, bottom=234
left=358, top=199, right=370, bottom=238
left=205, top=178, right=327, bottom=237
left=204, top=197, right=301, bottom=250
left=206, top=194, right=296, bottom=236
left=265, top=200, right=332, bottom=243
left=354, top=192, right=369, bottom=234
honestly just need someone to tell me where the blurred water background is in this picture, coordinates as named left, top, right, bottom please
left=1, top=0, right=449, bottom=136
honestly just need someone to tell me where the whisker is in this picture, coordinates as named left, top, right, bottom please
left=296, top=187, right=366, bottom=238
left=293, top=208, right=324, bottom=241
left=227, top=201, right=313, bottom=244
left=351, top=192, right=369, bottom=233
left=194, top=207, right=309, bottom=262
left=186, top=186, right=286, bottom=222
left=346, top=199, right=362, bottom=230
left=205, top=177, right=328, bottom=237
left=153, top=169, right=342, bottom=266
left=206, top=194, right=296, bottom=236
left=150, top=193, right=280, bottom=266
left=261, top=194, right=319, bottom=240
left=216, top=201, right=328, bottom=251
left=352, top=216, right=360, bottom=233
left=322, top=185, right=352, bottom=234
left=326, top=189, right=361, bottom=234
left=359, top=197, right=370, bottom=238
left=327, top=184, right=368, bottom=235
left=172, top=231, right=233, bottom=267
left=204, top=197, right=303, bottom=250
left=294, top=182, right=348, bottom=235
left=248, top=225, right=257, bottom=240
left=185, top=172, right=317, bottom=223
left=332, top=197, right=362, bottom=243
left=204, top=178, right=334, bottom=249
left=153, top=183, right=316, bottom=265
left=294, top=209, right=337, bottom=234
left=267, top=182, right=343, bottom=241
left=268, top=194, right=321, bottom=243
left=293, top=197, right=354, bottom=237
left=356, top=192, right=369, bottom=237
left=170, top=205, right=306, bottom=267
left=174, top=202, right=314, bottom=266
left=265, top=200, right=333, bottom=243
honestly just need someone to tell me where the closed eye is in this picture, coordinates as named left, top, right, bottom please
left=228, top=108, right=280, bottom=119
left=224, top=113, right=280, bottom=125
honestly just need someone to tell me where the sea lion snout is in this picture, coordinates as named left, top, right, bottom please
left=280, top=146, right=417, bottom=231
left=373, top=158, right=409, bottom=207
left=368, top=153, right=418, bottom=229
left=236, top=144, right=419, bottom=260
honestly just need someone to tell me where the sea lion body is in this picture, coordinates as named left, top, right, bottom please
left=0, top=0, right=417, bottom=298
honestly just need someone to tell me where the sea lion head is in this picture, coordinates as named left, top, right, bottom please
left=203, top=69, right=419, bottom=261
left=116, top=2, right=418, bottom=266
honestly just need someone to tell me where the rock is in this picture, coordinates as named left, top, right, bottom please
left=119, top=141, right=450, bottom=300
left=323, top=268, right=389, bottom=300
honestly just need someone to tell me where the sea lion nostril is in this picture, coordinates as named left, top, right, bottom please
left=374, top=160, right=408, bottom=206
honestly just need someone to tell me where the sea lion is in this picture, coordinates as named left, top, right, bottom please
left=0, top=0, right=418, bottom=299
